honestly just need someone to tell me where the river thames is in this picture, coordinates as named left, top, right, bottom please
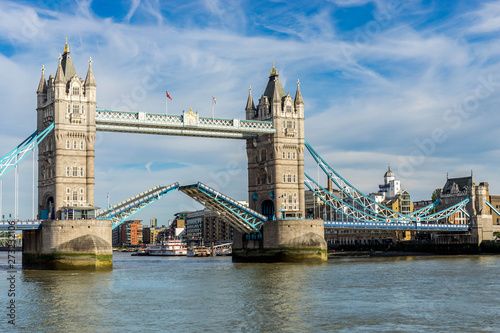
left=1, top=252, right=499, bottom=332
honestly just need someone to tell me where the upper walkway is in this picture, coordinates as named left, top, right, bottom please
left=95, top=109, right=275, bottom=139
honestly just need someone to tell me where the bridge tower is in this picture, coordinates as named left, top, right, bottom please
left=23, top=40, right=111, bottom=270
left=234, top=65, right=327, bottom=262
left=245, top=64, right=305, bottom=219
left=36, top=39, right=97, bottom=219
left=436, top=174, right=494, bottom=243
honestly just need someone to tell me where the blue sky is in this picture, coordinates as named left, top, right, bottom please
left=1, top=0, right=499, bottom=225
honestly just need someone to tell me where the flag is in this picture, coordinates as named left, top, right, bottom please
left=212, top=95, right=217, bottom=104
left=166, top=90, right=172, bottom=100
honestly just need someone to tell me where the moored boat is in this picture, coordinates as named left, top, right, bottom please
left=187, top=246, right=211, bottom=257
left=147, top=240, right=187, bottom=256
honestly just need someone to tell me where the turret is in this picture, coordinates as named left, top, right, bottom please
left=84, top=57, right=96, bottom=100
left=245, top=86, right=256, bottom=120
left=37, top=65, right=46, bottom=107
left=294, top=79, right=304, bottom=118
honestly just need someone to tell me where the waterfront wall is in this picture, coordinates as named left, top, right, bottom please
left=23, top=219, right=112, bottom=270
left=232, top=219, right=327, bottom=262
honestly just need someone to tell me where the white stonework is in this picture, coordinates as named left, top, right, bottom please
left=246, top=66, right=305, bottom=219
left=36, top=41, right=97, bottom=219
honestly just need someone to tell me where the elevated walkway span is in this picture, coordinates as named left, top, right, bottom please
left=95, top=109, right=275, bottom=139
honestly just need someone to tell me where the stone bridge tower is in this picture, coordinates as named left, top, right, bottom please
left=436, top=174, right=494, bottom=243
left=36, top=39, right=96, bottom=220
left=245, top=64, right=305, bottom=220
left=25, top=40, right=111, bottom=270
left=235, top=64, right=327, bottom=262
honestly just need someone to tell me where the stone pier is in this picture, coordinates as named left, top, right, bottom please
left=22, top=219, right=112, bottom=270
left=232, top=219, right=327, bottom=262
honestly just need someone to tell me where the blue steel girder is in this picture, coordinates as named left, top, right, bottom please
left=179, top=182, right=266, bottom=234
left=324, top=221, right=470, bottom=232
left=95, top=109, right=275, bottom=139
left=0, top=220, right=42, bottom=230
left=0, top=123, right=54, bottom=179
left=409, top=199, right=440, bottom=217
left=486, top=200, right=500, bottom=217
left=305, top=174, right=388, bottom=223
left=304, top=140, right=410, bottom=221
left=96, top=182, right=179, bottom=229
left=422, top=197, right=470, bottom=222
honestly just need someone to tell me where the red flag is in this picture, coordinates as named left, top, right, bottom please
left=166, top=90, right=172, bottom=100
left=212, top=95, right=217, bottom=104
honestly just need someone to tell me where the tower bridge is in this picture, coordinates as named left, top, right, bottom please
left=1, top=40, right=498, bottom=269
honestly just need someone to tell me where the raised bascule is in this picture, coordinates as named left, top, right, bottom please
left=1, top=41, right=499, bottom=269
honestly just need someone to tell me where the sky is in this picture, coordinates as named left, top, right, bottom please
left=0, top=0, right=499, bottom=225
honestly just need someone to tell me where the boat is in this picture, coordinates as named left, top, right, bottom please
left=147, top=239, right=187, bottom=256
left=187, top=246, right=211, bottom=257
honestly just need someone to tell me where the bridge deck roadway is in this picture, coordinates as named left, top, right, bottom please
left=0, top=220, right=42, bottom=230
left=324, top=221, right=470, bottom=232
left=179, top=182, right=266, bottom=234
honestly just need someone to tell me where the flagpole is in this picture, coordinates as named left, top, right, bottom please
left=166, top=93, right=168, bottom=115
left=212, top=96, right=214, bottom=119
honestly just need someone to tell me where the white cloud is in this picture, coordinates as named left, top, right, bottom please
left=1, top=1, right=499, bottom=223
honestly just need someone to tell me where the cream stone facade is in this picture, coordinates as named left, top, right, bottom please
left=36, top=40, right=97, bottom=220
left=245, top=65, right=305, bottom=219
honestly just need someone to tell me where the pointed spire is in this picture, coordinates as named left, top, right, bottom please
left=246, top=85, right=256, bottom=111
left=84, top=57, right=96, bottom=87
left=294, top=79, right=303, bottom=105
left=263, top=63, right=286, bottom=102
left=37, top=65, right=46, bottom=93
left=55, top=54, right=65, bottom=84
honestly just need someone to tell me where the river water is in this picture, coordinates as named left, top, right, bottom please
left=1, top=252, right=499, bottom=332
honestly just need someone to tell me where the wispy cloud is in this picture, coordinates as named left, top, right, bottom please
left=1, top=0, right=499, bottom=223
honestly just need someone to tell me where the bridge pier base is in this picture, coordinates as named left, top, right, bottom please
left=22, top=219, right=112, bottom=270
left=232, top=219, right=327, bottom=263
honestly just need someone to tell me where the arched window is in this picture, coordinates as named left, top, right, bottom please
left=66, top=140, right=70, bottom=149
left=80, top=141, right=84, bottom=150
left=261, top=149, right=266, bottom=162
left=73, top=141, right=77, bottom=149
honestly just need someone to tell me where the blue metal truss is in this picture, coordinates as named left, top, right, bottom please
left=0, top=220, right=42, bottom=230
left=0, top=123, right=54, bottom=179
left=409, top=200, right=439, bottom=217
left=305, top=173, right=388, bottom=222
left=179, top=182, right=266, bottom=233
left=96, top=182, right=180, bottom=229
left=305, top=140, right=410, bottom=220
left=485, top=200, right=500, bottom=217
left=324, top=221, right=470, bottom=232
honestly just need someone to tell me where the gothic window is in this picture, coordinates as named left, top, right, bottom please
left=293, top=175, right=296, bottom=183
left=80, top=166, right=84, bottom=177
left=282, top=152, right=286, bottom=159
left=73, top=141, right=77, bottom=149
left=73, top=105, right=79, bottom=114
left=292, top=152, right=296, bottom=159
left=66, top=140, right=70, bottom=149
left=73, top=191, right=78, bottom=201
left=80, top=141, right=84, bottom=150
left=261, top=149, right=266, bottom=162
left=283, top=174, right=286, bottom=182
left=66, top=167, right=70, bottom=177
left=67, top=104, right=71, bottom=113
left=73, top=168, right=78, bottom=177
left=286, top=105, right=292, bottom=113
left=287, top=152, right=291, bottom=159
left=72, top=86, right=79, bottom=95
left=288, top=175, right=292, bottom=182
